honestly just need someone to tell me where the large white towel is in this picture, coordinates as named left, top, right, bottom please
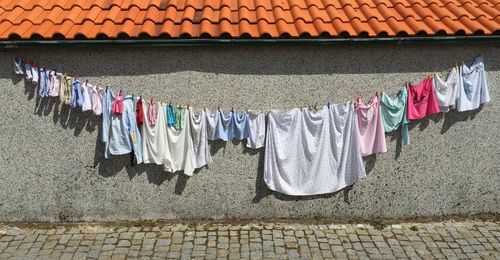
left=264, top=103, right=366, bottom=196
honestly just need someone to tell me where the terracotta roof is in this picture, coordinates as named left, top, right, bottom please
left=0, top=0, right=499, bottom=40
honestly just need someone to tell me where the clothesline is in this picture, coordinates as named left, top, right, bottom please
left=12, top=55, right=485, bottom=115
left=12, top=55, right=491, bottom=196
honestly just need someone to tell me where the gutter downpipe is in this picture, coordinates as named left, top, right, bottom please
left=0, top=36, right=499, bottom=48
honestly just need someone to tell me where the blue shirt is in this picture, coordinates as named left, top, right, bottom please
left=215, top=111, right=233, bottom=141
left=71, top=79, right=84, bottom=108
left=232, top=112, right=250, bottom=140
left=38, top=69, right=49, bottom=97
left=102, top=89, right=142, bottom=163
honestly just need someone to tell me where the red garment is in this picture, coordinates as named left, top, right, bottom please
left=407, top=77, right=440, bottom=120
left=111, top=91, right=124, bottom=114
left=136, top=98, right=144, bottom=126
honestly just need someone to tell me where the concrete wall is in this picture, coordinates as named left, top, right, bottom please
left=0, top=42, right=498, bottom=222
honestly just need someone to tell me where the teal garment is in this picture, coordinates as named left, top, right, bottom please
left=174, top=106, right=184, bottom=130
left=380, top=87, right=410, bottom=145
left=166, top=104, right=176, bottom=127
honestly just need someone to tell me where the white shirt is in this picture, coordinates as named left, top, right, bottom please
left=457, top=56, right=490, bottom=112
left=141, top=101, right=167, bottom=165
left=189, top=108, right=212, bottom=169
left=246, top=112, right=265, bottom=149
left=433, top=67, right=460, bottom=112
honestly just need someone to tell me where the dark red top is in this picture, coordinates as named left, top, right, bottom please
left=136, top=99, right=144, bottom=126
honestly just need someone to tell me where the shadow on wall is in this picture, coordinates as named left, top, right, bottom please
left=1, top=44, right=498, bottom=79
left=11, top=50, right=487, bottom=199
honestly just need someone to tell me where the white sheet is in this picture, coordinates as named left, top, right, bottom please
left=264, top=103, right=366, bottom=196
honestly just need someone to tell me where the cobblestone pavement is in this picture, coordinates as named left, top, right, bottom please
left=0, top=221, right=499, bottom=259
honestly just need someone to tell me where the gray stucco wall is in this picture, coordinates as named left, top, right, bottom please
left=0, top=42, right=498, bottom=222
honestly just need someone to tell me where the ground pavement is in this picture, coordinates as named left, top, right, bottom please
left=0, top=220, right=499, bottom=259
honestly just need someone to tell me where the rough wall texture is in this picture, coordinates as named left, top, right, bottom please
left=0, top=43, right=498, bottom=222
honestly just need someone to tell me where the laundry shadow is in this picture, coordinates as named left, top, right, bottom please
left=441, top=106, right=483, bottom=134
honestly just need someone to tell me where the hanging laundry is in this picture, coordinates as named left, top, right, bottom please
left=457, top=56, right=490, bottom=112
left=31, top=64, right=39, bottom=84
left=59, top=74, right=72, bottom=104
left=163, top=106, right=197, bottom=176
left=166, top=104, right=176, bottom=127
left=380, top=88, right=410, bottom=145
left=13, top=57, right=24, bottom=75
left=264, top=103, right=366, bottom=196
left=189, top=108, right=213, bottom=169
left=91, top=86, right=104, bottom=116
left=206, top=110, right=218, bottom=141
left=355, top=95, right=387, bottom=156
left=146, top=99, right=157, bottom=126
left=141, top=101, right=167, bottom=165
left=174, top=106, right=184, bottom=130
left=38, top=68, right=49, bottom=98
left=48, top=71, right=62, bottom=97
left=407, top=77, right=440, bottom=120
left=81, top=82, right=93, bottom=112
left=102, top=90, right=142, bottom=163
left=136, top=98, right=144, bottom=126
left=232, top=111, right=250, bottom=140
left=71, top=79, right=84, bottom=108
left=214, top=110, right=233, bottom=141
left=24, top=62, right=32, bottom=80
left=433, top=67, right=460, bottom=112
left=246, top=112, right=265, bottom=149
left=111, top=90, right=124, bottom=114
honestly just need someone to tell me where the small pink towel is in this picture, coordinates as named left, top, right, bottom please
left=355, top=95, right=387, bottom=156
left=407, top=77, right=440, bottom=120
left=111, top=91, right=124, bottom=114
left=147, top=99, right=158, bottom=126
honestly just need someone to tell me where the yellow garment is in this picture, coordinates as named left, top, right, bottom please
left=59, top=74, right=72, bottom=105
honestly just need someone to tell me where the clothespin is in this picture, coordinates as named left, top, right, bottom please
left=375, top=91, right=378, bottom=97
left=150, top=96, right=153, bottom=104
left=85, top=79, right=88, bottom=86
left=327, top=101, right=331, bottom=109
left=217, top=104, right=220, bottom=111
left=231, top=106, right=234, bottom=112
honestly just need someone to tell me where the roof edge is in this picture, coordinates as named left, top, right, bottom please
left=1, top=36, right=499, bottom=48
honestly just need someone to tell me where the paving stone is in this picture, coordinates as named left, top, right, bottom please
left=0, top=221, right=497, bottom=259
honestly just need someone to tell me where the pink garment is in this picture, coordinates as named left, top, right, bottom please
left=48, top=72, right=61, bottom=97
left=111, top=91, right=124, bottom=114
left=147, top=99, right=158, bottom=126
left=355, top=95, right=387, bottom=156
left=407, top=77, right=440, bottom=120
left=92, top=86, right=104, bottom=115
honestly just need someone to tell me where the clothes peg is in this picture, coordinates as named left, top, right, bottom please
left=217, top=104, right=220, bottom=111
left=231, top=106, right=234, bottom=112
left=327, top=101, right=331, bottom=109
left=375, top=91, right=378, bottom=96
left=85, top=79, right=88, bottom=86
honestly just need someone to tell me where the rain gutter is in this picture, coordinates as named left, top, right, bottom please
left=0, top=35, right=499, bottom=48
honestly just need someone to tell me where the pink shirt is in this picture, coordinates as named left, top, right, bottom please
left=147, top=99, right=158, bottom=126
left=111, top=91, right=124, bottom=114
left=407, top=77, right=440, bottom=120
left=92, top=86, right=104, bottom=116
left=355, top=95, right=387, bottom=156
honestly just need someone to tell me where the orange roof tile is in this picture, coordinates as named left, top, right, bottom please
left=0, top=0, right=498, bottom=39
